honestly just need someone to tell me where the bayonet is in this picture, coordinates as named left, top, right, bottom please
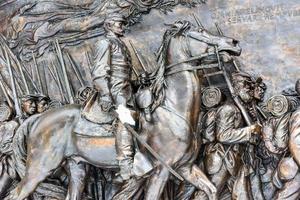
left=54, top=40, right=74, bottom=104
left=215, top=23, right=224, bottom=36
left=41, top=61, right=49, bottom=96
left=66, top=52, right=85, bottom=87
left=3, top=48, right=22, bottom=117
left=32, top=51, right=43, bottom=93
left=192, top=13, right=204, bottom=29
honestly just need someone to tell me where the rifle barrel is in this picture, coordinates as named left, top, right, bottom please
left=66, top=52, right=85, bottom=87
left=4, top=48, right=22, bottom=117
left=32, top=51, right=43, bottom=94
left=48, top=62, right=67, bottom=102
left=54, top=40, right=74, bottom=104
left=192, top=13, right=204, bottom=29
left=0, top=34, right=29, bottom=94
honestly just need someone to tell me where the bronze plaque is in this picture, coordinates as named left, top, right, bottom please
left=0, top=0, right=299, bottom=199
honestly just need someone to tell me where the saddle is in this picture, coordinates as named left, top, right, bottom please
left=81, top=92, right=116, bottom=124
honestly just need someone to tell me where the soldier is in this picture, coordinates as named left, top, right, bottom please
left=36, top=95, right=50, bottom=113
left=260, top=80, right=300, bottom=200
left=175, top=86, right=225, bottom=200
left=0, top=102, right=19, bottom=196
left=20, top=95, right=37, bottom=118
left=82, top=13, right=137, bottom=181
left=253, top=77, right=267, bottom=104
left=194, top=72, right=261, bottom=199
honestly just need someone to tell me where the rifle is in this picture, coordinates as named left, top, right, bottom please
left=41, top=61, right=49, bottom=96
left=192, top=13, right=205, bottom=30
left=47, top=62, right=67, bottom=102
left=3, top=48, right=22, bottom=117
left=32, top=51, right=43, bottom=93
left=54, top=40, right=75, bottom=104
left=0, top=34, right=40, bottom=93
left=66, top=52, right=85, bottom=87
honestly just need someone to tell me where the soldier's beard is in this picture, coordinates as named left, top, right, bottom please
left=239, top=89, right=253, bottom=103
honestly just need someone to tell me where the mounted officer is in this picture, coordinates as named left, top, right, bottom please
left=82, top=12, right=138, bottom=181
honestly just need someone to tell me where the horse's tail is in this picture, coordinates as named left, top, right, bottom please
left=289, top=109, right=300, bottom=166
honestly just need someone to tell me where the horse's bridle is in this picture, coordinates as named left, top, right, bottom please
left=164, top=33, right=221, bottom=76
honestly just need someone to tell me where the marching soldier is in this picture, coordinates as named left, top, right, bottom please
left=20, top=95, right=38, bottom=119
left=0, top=102, right=19, bottom=196
left=36, top=95, right=50, bottom=114
left=193, top=72, right=262, bottom=199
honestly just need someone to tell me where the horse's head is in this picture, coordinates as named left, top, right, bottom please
left=186, top=22, right=241, bottom=62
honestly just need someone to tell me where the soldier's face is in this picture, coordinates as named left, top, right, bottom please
left=237, top=81, right=254, bottom=103
left=110, top=21, right=125, bottom=36
left=254, top=85, right=266, bottom=102
left=37, top=100, right=49, bottom=113
left=22, top=100, right=37, bottom=115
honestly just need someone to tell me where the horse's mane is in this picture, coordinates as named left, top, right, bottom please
left=150, top=20, right=192, bottom=109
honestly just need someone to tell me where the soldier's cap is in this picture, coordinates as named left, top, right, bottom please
left=20, top=94, right=38, bottom=102
left=104, top=12, right=126, bottom=24
left=255, top=76, right=267, bottom=89
left=231, top=71, right=253, bottom=83
left=36, top=94, right=50, bottom=102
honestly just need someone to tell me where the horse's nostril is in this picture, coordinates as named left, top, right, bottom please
left=233, top=39, right=239, bottom=46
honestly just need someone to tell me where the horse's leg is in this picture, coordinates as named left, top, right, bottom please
left=7, top=158, right=61, bottom=200
left=0, top=170, right=13, bottom=198
left=65, top=159, right=86, bottom=200
left=144, top=167, right=170, bottom=200
left=112, top=178, right=145, bottom=200
left=8, top=137, right=69, bottom=200
left=178, top=164, right=217, bottom=200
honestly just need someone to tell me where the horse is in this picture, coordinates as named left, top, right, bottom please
left=7, top=20, right=241, bottom=200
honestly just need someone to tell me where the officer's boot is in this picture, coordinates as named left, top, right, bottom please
left=115, top=122, right=134, bottom=181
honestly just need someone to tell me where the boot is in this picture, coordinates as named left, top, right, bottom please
left=116, top=122, right=134, bottom=181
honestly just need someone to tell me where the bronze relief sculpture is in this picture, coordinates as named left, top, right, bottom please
left=0, top=0, right=299, bottom=200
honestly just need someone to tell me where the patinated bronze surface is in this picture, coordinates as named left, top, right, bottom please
left=0, top=0, right=299, bottom=200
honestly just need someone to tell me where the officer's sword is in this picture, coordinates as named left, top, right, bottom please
left=112, top=111, right=184, bottom=181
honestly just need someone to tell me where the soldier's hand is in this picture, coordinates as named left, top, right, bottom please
left=251, top=123, right=262, bottom=134
left=116, top=105, right=135, bottom=126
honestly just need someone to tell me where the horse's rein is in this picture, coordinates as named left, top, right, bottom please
left=164, top=33, right=220, bottom=76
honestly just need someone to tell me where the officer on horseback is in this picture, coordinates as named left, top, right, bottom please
left=82, top=12, right=137, bottom=181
